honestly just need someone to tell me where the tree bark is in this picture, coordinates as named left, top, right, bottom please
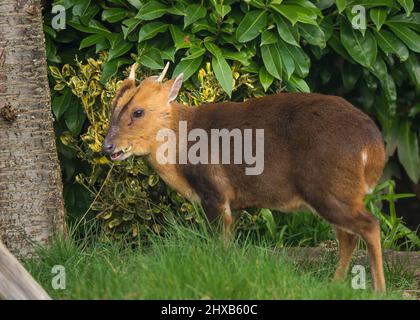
left=0, top=0, right=66, bottom=256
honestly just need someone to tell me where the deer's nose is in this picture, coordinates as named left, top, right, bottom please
left=102, top=140, right=115, bottom=155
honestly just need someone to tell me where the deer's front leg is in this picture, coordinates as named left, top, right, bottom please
left=201, top=200, right=234, bottom=242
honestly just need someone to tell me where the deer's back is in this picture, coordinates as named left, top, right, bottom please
left=180, top=92, right=385, bottom=211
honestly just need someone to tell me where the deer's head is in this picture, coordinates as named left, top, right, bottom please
left=102, top=63, right=183, bottom=161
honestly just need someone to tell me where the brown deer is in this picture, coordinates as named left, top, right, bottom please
left=102, top=63, right=386, bottom=292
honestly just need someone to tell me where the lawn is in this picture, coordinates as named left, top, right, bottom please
left=24, top=223, right=418, bottom=300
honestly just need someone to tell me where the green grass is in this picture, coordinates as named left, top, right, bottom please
left=25, top=224, right=417, bottom=300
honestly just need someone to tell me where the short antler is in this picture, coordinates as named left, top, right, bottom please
left=157, top=62, right=170, bottom=82
left=129, top=63, right=138, bottom=81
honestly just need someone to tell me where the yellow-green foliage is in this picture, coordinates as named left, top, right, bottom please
left=49, top=55, right=267, bottom=241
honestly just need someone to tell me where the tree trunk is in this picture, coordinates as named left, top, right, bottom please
left=0, top=240, right=51, bottom=300
left=0, top=0, right=66, bottom=257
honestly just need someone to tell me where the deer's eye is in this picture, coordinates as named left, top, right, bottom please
left=133, top=109, right=144, bottom=118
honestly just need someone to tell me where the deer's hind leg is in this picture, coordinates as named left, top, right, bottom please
left=307, top=194, right=385, bottom=292
left=333, top=227, right=358, bottom=281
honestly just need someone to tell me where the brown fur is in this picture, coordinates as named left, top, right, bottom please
left=103, top=73, right=386, bottom=292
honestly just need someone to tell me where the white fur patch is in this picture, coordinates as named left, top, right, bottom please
left=361, top=150, right=368, bottom=166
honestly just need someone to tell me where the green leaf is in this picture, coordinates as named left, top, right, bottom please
left=183, top=46, right=206, bottom=60
left=96, top=38, right=110, bottom=53
left=404, top=53, right=420, bottom=88
left=43, top=25, right=56, bottom=39
left=215, top=4, right=231, bottom=19
left=259, top=209, right=276, bottom=239
left=259, top=66, right=274, bottom=91
left=72, top=0, right=91, bottom=17
left=397, top=0, right=414, bottom=16
left=138, top=22, right=168, bottom=42
left=128, top=0, right=141, bottom=9
left=167, top=1, right=186, bottom=15
left=287, top=75, right=310, bottom=92
left=102, top=8, right=128, bottom=23
left=328, top=32, right=354, bottom=62
left=52, top=88, right=72, bottom=120
left=223, top=51, right=251, bottom=66
left=68, top=17, right=111, bottom=34
left=336, top=0, right=347, bottom=13
left=409, top=103, right=420, bottom=117
left=122, top=18, right=141, bottom=39
left=79, top=34, right=104, bottom=49
left=273, top=14, right=299, bottom=46
left=204, top=42, right=222, bottom=57
left=184, top=4, right=207, bottom=28
left=261, top=43, right=282, bottom=79
left=192, top=18, right=217, bottom=34
left=236, top=10, right=267, bottom=43
left=388, top=13, right=420, bottom=32
left=342, top=63, right=361, bottom=90
left=212, top=56, right=233, bottom=97
left=137, top=1, right=168, bottom=20
left=299, top=23, right=326, bottom=48
left=387, top=23, right=420, bottom=53
left=260, top=30, right=277, bottom=46
left=369, top=56, right=396, bottom=109
left=45, top=36, right=61, bottom=63
left=398, top=121, right=420, bottom=183
left=108, top=34, right=134, bottom=60
left=64, top=100, right=86, bottom=135
left=270, top=4, right=318, bottom=25
left=169, top=25, right=192, bottom=50
left=173, top=56, right=203, bottom=81
left=285, top=43, right=310, bottom=77
left=140, top=48, right=164, bottom=69
left=375, top=29, right=409, bottom=62
left=100, top=58, right=131, bottom=83
left=370, top=8, right=387, bottom=31
left=340, top=20, right=377, bottom=67
left=161, top=47, right=176, bottom=62
left=277, top=41, right=295, bottom=78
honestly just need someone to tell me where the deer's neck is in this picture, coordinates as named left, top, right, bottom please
left=145, top=103, right=199, bottom=203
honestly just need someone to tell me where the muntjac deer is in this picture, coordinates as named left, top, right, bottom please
left=103, top=63, right=386, bottom=292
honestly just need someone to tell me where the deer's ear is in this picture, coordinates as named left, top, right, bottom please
left=168, top=73, right=183, bottom=103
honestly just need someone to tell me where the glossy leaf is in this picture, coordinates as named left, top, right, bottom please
left=100, top=58, right=131, bottom=83
left=277, top=41, right=295, bottom=78
left=173, top=56, right=203, bottom=81
left=52, top=88, right=72, bottom=120
left=398, top=121, right=420, bottom=183
left=102, top=8, right=128, bottom=23
left=340, top=20, right=377, bottom=67
left=137, top=1, right=168, bottom=20
left=404, top=53, right=420, bottom=88
left=259, top=66, right=274, bottom=91
left=236, top=10, right=267, bottom=43
left=273, top=14, right=299, bottom=46
left=261, top=43, right=282, bottom=79
left=108, top=35, right=134, bottom=60
left=299, top=23, right=326, bottom=48
left=370, top=8, right=387, bottom=31
left=375, top=29, right=409, bottom=61
left=79, top=34, right=103, bottom=49
left=140, top=48, right=164, bottom=69
left=397, top=0, right=414, bottom=16
left=184, top=4, right=207, bottom=28
left=212, top=55, right=233, bottom=96
left=138, top=22, right=168, bottom=42
left=260, top=30, right=277, bottom=46
left=387, top=23, right=420, bottom=53
left=336, top=0, right=347, bottom=13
